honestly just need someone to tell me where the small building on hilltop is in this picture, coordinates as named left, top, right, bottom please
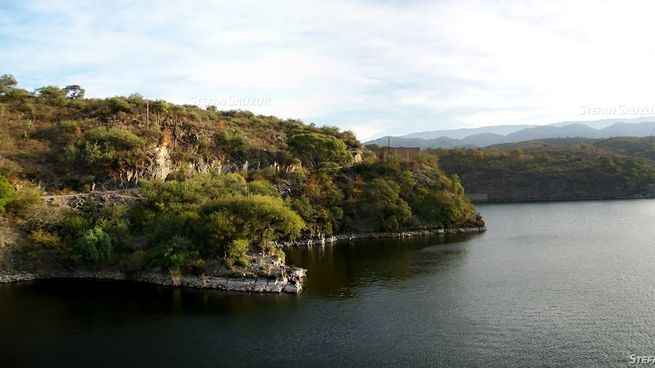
left=379, top=146, right=420, bottom=161
left=349, top=148, right=363, bottom=163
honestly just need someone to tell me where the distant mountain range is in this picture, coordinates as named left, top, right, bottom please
left=365, top=117, right=655, bottom=149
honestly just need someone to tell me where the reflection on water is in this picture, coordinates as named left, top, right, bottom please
left=286, top=233, right=476, bottom=299
left=3, top=200, right=655, bottom=367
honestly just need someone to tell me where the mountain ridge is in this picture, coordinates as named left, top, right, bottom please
left=366, top=117, right=655, bottom=148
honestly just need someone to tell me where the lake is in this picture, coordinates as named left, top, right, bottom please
left=2, top=200, right=655, bottom=367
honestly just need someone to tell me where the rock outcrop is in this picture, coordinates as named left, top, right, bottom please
left=0, top=267, right=306, bottom=293
left=0, top=237, right=306, bottom=293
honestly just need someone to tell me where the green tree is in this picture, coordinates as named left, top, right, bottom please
left=200, top=195, right=305, bottom=255
left=288, top=133, right=353, bottom=166
left=291, top=172, right=344, bottom=235
left=0, top=74, right=17, bottom=97
left=350, top=178, right=412, bottom=232
left=63, top=85, right=85, bottom=99
left=36, top=86, right=67, bottom=106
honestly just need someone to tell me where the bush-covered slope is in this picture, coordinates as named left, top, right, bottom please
left=436, top=139, right=655, bottom=201
left=0, top=75, right=483, bottom=277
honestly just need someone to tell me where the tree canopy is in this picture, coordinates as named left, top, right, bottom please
left=288, top=133, right=353, bottom=167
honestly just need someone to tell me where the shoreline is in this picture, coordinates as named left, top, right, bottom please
left=470, top=194, right=655, bottom=204
left=0, top=268, right=307, bottom=294
left=0, top=227, right=485, bottom=292
left=281, top=226, right=487, bottom=247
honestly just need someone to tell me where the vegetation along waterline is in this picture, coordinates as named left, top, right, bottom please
left=0, top=76, right=484, bottom=292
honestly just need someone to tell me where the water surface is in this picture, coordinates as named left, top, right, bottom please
left=2, top=200, right=655, bottom=367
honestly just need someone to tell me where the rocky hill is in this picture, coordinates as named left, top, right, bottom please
left=0, top=76, right=484, bottom=291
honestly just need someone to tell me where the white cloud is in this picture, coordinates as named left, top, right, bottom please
left=4, top=0, right=655, bottom=140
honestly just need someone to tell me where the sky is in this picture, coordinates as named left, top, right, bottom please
left=2, top=0, right=655, bottom=140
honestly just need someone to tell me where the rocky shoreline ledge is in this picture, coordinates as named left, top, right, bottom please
left=0, top=267, right=307, bottom=293
left=282, top=226, right=487, bottom=246
left=0, top=227, right=484, bottom=293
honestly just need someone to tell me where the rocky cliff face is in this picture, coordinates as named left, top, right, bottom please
left=150, top=145, right=172, bottom=181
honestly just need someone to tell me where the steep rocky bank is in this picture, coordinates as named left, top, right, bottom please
left=0, top=268, right=306, bottom=293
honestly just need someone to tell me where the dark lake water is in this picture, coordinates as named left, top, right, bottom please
left=2, top=200, right=655, bottom=367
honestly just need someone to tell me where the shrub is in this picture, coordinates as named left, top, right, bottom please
left=0, top=175, right=15, bottom=213
left=127, top=93, right=145, bottom=106
left=317, top=162, right=342, bottom=175
left=349, top=178, right=413, bottom=232
left=59, top=120, right=80, bottom=134
left=150, top=99, right=170, bottom=114
left=36, top=86, right=67, bottom=106
left=288, top=133, right=353, bottom=167
left=275, top=248, right=286, bottom=263
left=106, top=96, right=133, bottom=113
left=226, top=239, right=250, bottom=267
left=248, top=179, right=280, bottom=198
left=153, top=236, right=194, bottom=271
left=75, top=226, right=113, bottom=262
left=28, top=230, right=61, bottom=248
left=140, top=173, right=248, bottom=211
left=85, top=127, right=145, bottom=150
left=215, top=126, right=247, bottom=157
left=59, top=214, right=90, bottom=238
left=61, top=127, right=148, bottom=179
left=200, top=195, right=305, bottom=255
left=97, top=205, right=132, bottom=249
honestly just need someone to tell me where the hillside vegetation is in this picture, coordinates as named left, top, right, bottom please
left=435, top=138, right=655, bottom=201
left=0, top=75, right=483, bottom=277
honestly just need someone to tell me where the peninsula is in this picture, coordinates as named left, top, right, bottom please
left=0, top=76, right=485, bottom=292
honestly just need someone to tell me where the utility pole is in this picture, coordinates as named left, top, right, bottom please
left=385, top=136, right=391, bottom=161
left=174, top=114, right=178, bottom=149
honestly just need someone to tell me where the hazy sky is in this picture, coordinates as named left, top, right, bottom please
left=3, top=0, right=655, bottom=140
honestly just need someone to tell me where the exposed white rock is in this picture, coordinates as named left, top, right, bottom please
left=151, top=146, right=172, bottom=180
left=0, top=269, right=306, bottom=294
left=280, top=227, right=487, bottom=247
